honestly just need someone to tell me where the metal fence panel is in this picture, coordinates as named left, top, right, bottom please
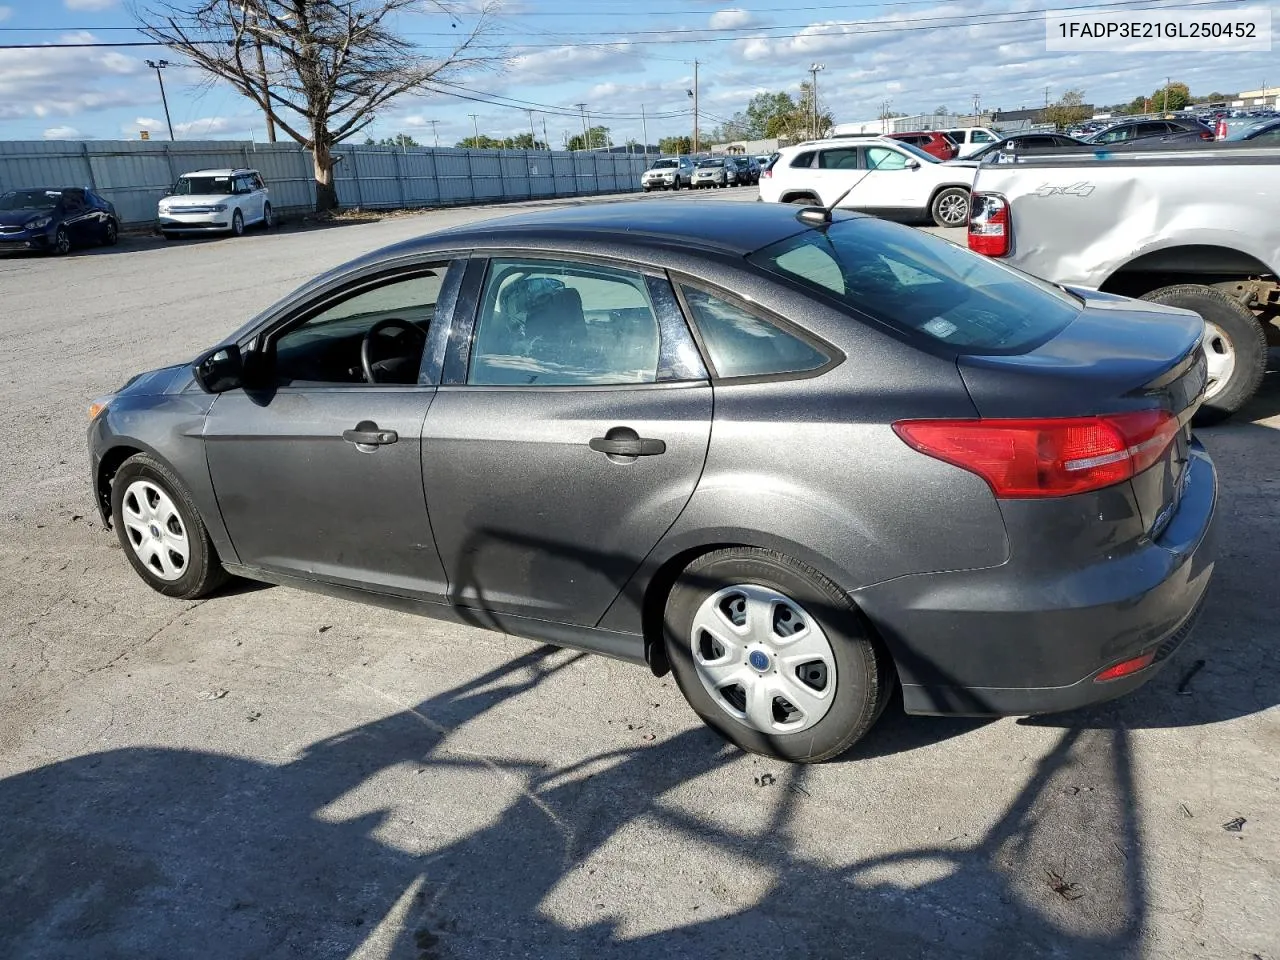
left=0, top=140, right=647, bottom=226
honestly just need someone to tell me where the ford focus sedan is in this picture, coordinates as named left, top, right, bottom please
left=88, top=202, right=1217, bottom=762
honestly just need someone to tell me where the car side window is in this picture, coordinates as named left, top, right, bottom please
left=469, top=259, right=661, bottom=386
left=680, top=286, right=829, bottom=379
left=271, top=269, right=446, bottom=386
left=790, top=151, right=816, bottom=168
left=251, top=173, right=266, bottom=191
left=817, top=148, right=861, bottom=170
left=864, top=146, right=909, bottom=170
left=235, top=176, right=255, bottom=195
left=62, top=190, right=85, bottom=212
left=972, top=131, right=996, bottom=143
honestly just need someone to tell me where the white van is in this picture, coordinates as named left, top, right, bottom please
left=942, top=128, right=1000, bottom=158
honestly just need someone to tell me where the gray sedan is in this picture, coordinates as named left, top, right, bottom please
left=88, top=202, right=1217, bottom=762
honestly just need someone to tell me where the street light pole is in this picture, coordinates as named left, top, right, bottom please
left=145, top=59, right=175, bottom=141
left=641, top=104, right=649, bottom=158
left=809, top=63, right=825, bottom=139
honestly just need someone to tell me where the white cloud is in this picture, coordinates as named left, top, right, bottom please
left=0, top=7, right=12, bottom=23
left=709, top=9, right=755, bottom=30
left=502, top=42, right=641, bottom=86
left=64, top=0, right=120, bottom=10
left=43, top=125, right=82, bottom=139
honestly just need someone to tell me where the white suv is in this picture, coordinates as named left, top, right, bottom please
left=758, top=137, right=976, bottom=227
left=158, top=168, right=272, bottom=239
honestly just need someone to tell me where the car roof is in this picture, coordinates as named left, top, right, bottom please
left=372, top=201, right=866, bottom=260
left=179, top=168, right=258, bottom=176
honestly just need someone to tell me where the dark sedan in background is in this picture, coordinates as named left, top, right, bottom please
left=1086, top=117, right=1215, bottom=146
left=88, top=202, right=1217, bottom=763
left=960, top=132, right=1088, bottom=162
left=0, top=187, right=119, bottom=255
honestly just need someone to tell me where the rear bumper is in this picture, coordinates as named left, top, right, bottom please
left=853, top=442, right=1218, bottom=717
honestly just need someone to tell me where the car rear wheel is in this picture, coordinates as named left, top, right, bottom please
left=52, top=226, right=71, bottom=255
left=110, top=453, right=229, bottom=600
left=931, top=187, right=970, bottom=227
left=102, top=218, right=119, bottom=246
left=231, top=209, right=245, bottom=237
left=663, top=548, right=891, bottom=763
left=1140, top=283, right=1267, bottom=424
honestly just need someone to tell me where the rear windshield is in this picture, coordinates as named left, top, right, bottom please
left=749, top=218, right=1081, bottom=354
left=172, top=175, right=233, bottom=195
left=887, top=140, right=940, bottom=164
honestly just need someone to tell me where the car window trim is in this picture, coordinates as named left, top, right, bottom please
left=443, top=253, right=706, bottom=389
left=668, top=272, right=844, bottom=385
left=251, top=256, right=468, bottom=389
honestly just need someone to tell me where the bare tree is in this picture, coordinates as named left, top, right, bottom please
left=134, top=1, right=500, bottom=210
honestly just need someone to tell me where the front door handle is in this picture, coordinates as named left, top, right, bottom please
left=589, top=436, right=666, bottom=457
left=342, top=420, right=398, bottom=446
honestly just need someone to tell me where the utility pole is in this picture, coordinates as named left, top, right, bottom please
left=469, top=113, right=480, bottom=146
left=542, top=117, right=550, bottom=151
left=245, top=2, right=276, bottom=143
left=1044, top=86, right=1051, bottom=111
left=641, top=104, right=649, bottom=158
left=145, top=59, right=175, bottom=141
left=575, top=103, right=589, bottom=150
left=428, top=119, right=439, bottom=149
left=809, top=62, right=825, bottom=139
left=971, top=92, right=981, bottom=121
left=692, top=60, right=700, bottom=154
left=1163, top=76, right=1172, bottom=114
left=880, top=99, right=892, bottom=133
left=527, top=110, right=538, bottom=148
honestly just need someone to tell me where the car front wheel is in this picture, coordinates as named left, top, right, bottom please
left=110, top=453, right=229, bottom=599
left=52, top=226, right=71, bottom=255
left=663, top=547, right=891, bottom=763
left=102, top=218, right=119, bottom=246
left=230, top=209, right=245, bottom=237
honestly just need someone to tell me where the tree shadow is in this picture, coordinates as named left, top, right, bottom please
left=1, top=642, right=1148, bottom=959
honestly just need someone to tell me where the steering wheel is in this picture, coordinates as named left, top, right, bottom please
left=361, top=318, right=425, bottom=384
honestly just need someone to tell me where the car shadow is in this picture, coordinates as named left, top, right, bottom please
left=1, top=644, right=1151, bottom=959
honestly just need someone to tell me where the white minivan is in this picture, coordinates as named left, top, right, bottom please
left=157, top=168, right=273, bottom=239
left=942, top=128, right=1000, bottom=159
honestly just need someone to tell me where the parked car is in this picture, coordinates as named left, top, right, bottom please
left=968, top=141, right=1280, bottom=421
left=1224, top=117, right=1280, bottom=143
left=887, top=131, right=958, bottom=160
left=759, top=137, right=976, bottom=227
left=641, top=156, right=694, bottom=191
left=1086, top=117, right=1214, bottom=146
left=158, top=168, right=273, bottom=239
left=692, top=157, right=735, bottom=188
left=0, top=186, right=119, bottom=255
left=88, top=201, right=1218, bottom=763
left=728, top=156, right=759, bottom=185
left=957, top=132, right=1089, bottom=163
left=941, top=127, right=1001, bottom=158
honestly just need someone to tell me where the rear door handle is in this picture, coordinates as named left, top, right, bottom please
left=589, top=436, right=666, bottom=457
left=342, top=420, right=398, bottom=446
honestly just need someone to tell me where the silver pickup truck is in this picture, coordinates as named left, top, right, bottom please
left=967, top=143, right=1280, bottom=421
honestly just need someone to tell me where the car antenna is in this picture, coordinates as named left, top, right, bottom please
left=795, top=174, right=869, bottom=226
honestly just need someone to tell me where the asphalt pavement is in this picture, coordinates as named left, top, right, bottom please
left=0, top=187, right=1276, bottom=960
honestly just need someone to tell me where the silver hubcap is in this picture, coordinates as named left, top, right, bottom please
left=121, top=480, right=190, bottom=581
left=939, top=193, right=968, bottom=224
left=1202, top=320, right=1235, bottom=401
left=690, top=584, right=837, bottom=735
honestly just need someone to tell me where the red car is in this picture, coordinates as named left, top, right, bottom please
left=888, top=131, right=958, bottom=161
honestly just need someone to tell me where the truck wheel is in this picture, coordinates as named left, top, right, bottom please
left=1140, top=284, right=1266, bottom=425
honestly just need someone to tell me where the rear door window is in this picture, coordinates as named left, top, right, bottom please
left=817, top=148, right=861, bottom=169
left=749, top=218, right=1081, bottom=354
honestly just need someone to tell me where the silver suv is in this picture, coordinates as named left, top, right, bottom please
left=641, top=157, right=693, bottom=191
left=158, top=168, right=273, bottom=240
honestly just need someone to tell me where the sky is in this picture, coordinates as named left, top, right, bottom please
left=1, top=0, right=1278, bottom=147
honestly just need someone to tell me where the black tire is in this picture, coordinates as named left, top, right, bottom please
left=643, top=187, right=651, bottom=193
left=110, top=453, right=229, bottom=600
left=52, top=226, right=71, bottom=255
left=261, top=203, right=273, bottom=229
left=663, top=547, right=892, bottom=763
left=930, top=186, right=970, bottom=227
left=231, top=209, right=244, bottom=237
left=786, top=194, right=819, bottom=205
left=160, top=231, right=176, bottom=242
left=103, top=218, right=119, bottom=246
left=1140, top=283, right=1267, bottom=424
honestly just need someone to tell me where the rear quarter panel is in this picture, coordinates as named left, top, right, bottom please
left=974, top=151, right=1280, bottom=286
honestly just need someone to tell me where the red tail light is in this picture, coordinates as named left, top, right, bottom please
left=1199, top=129, right=1214, bottom=141
left=893, top=410, right=1179, bottom=498
left=968, top=192, right=1009, bottom=256
left=1094, top=651, right=1155, bottom=682
left=1215, top=119, right=1227, bottom=140
left=761, top=168, right=772, bottom=179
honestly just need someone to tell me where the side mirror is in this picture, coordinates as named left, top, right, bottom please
left=193, top=344, right=244, bottom=394
left=907, top=159, right=922, bottom=170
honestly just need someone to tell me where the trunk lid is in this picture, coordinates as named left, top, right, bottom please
left=956, top=289, right=1207, bottom=535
